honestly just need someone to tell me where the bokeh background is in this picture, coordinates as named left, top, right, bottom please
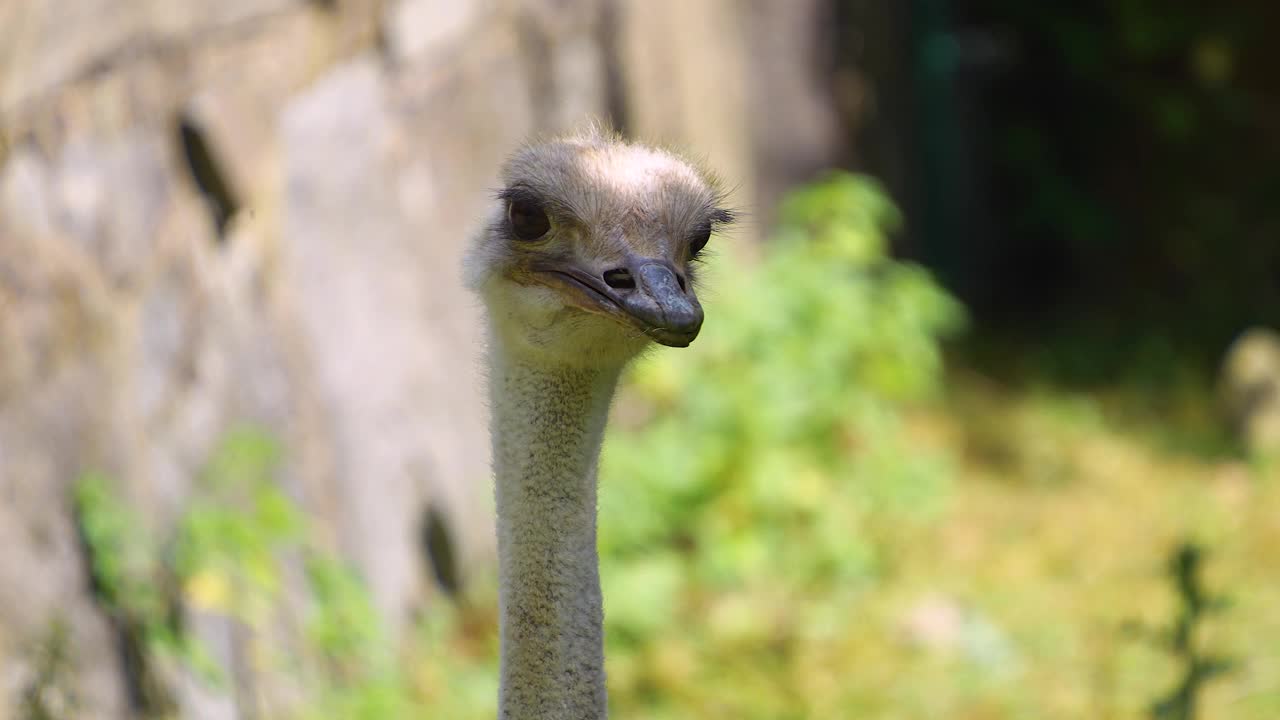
left=2, top=1, right=1278, bottom=718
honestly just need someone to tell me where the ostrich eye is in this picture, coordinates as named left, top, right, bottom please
left=508, top=199, right=550, bottom=241
left=689, top=223, right=712, bottom=257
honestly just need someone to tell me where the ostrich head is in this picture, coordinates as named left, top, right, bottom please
left=466, top=127, right=734, bottom=366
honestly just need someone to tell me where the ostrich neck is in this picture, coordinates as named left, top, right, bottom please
left=488, top=346, right=622, bottom=720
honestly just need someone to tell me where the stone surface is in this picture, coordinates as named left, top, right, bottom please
left=617, top=0, right=755, bottom=228
left=0, top=0, right=299, bottom=115
left=279, top=55, right=445, bottom=623
left=0, top=233, right=130, bottom=720
left=385, top=0, right=483, bottom=63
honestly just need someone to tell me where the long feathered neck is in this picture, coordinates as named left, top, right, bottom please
left=488, top=343, right=623, bottom=720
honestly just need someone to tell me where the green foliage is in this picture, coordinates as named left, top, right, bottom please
left=596, top=172, right=967, bottom=716
left=300, top=555, right=410, bottom=720
left=176, top=428, right=302, bottom=628
left=75, top=473, right=155, bottom=613
left=75, top=428, right=417, bottom=720
left=75, top=472, right=165, bottom=633
left=75, top=472, right=197, bottom=711
left=1147, top=543, right=1235, bottom=720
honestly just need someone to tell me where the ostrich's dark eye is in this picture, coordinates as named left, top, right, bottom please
left=508, top=199, right=550, bottom=241
left=689, top=223, right=712, bottom=257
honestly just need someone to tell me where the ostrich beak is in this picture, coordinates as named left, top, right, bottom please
left=618, top=262, right=703, bottom=347
left=534, top=259, right=703, bottom=347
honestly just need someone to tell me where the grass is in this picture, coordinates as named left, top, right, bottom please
left=897, top=372, right=1279, bottom=719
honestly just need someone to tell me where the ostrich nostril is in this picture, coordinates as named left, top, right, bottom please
left=603, top=268, right=636, bottom=290
left=675, top=273, right=687, bottom=292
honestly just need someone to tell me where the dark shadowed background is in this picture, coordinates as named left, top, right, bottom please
left=1, top=1, right=1277, bottom=718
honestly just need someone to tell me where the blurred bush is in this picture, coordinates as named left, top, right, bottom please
left=76, top=429, right=416, bottom=720
left=596, top=172, right=967, bottom=717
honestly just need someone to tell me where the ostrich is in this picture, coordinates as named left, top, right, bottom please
left=465, top=125, right=733, bottom=719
